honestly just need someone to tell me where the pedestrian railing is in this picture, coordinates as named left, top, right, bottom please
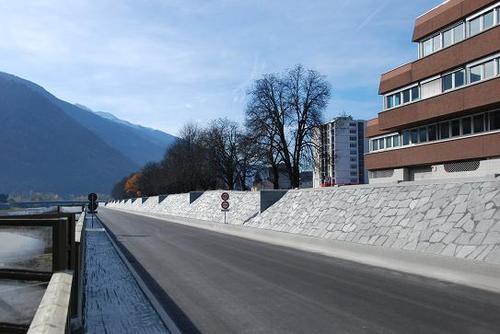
left=0, top=207, right=85, bottom=334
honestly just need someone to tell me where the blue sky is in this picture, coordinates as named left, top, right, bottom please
left=0, top=0, right=442, bottom=135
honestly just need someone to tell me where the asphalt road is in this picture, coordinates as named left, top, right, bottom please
left=98, top=208, right=500, bottom=334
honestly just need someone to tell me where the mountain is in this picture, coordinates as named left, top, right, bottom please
left=64, top=104, right=177, bottom=165
left=0, top=71, right=176, bottom=196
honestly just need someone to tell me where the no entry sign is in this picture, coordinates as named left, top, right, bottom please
left=221, top=192, right=229, bottom=201
left=221, top=201, right=230, bottom=210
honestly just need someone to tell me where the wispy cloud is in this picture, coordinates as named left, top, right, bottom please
left=0, top=0, right=442, bottom=134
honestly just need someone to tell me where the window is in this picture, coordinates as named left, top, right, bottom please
left=462, top=117, right=472, bottom=135
left=369, top=111, right=498, bottom=154
left=419, top=127, right=427, bottom=143
left=443, top=69, right=466, bottom=91
left=451, top=120, right=461, bottom=137
left=386, top=96, right=393, bottom=109
left=443, top=29, right=452, bottom=47
left=350, top=136, right=357, bottom=141
left=453, top=23, right=465, bottom=43
left=403, top=89, right=410, bottom=103
left=394, top=93, right=401, bottom=106
left=411, top=86, right=419, bottom=100
left=455, top=70, right=465, bottom=87
left=469, top=64, right=482, bottom=83
left=350, top=143, right=357, bottom=148
left=469, top=16, right=481, bottom=36
left=423, top=39, right=432, bottom=57
left=421, top=78, right=441, bottom=99
left=385, top=137, right=392, bottom=148
left=440, top=122, right=450, bottom=139
left=484, top=60, right=496, bottom=79
left=490, top=111, right=500, bottom=130
left=432, top=35, right=441, bottom=52
left=403, top=131, right=410, bottom=145
left=474, top=114, right=485, bottom=133
left=350, top=150, right=357, bottom=155
left=484, top=10, right=494, bottom=29
left=410, top=129, right=419, bottom=144
left=428, top=124, right=437, bottom=141
left=442, top=73, right=453, bottom=91
left=378, top=139, right=384, bottom=150
left=393, top=135, right=400, bottom=147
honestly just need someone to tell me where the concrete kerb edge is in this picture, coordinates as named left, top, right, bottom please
left=95, top=215, right=182, bottom=334
left=104, top=207, right=500, bottom=294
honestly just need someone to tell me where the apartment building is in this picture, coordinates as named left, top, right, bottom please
left=366, top=0, right=500, bottom=184
left=313, top=117, right=367, bottom=187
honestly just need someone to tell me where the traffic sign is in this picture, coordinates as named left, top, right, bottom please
left=221, top=192, right=229, bottom=201
left=88, top=193, right=98, bottom=214
left=221, top=201, right=230, bottom=210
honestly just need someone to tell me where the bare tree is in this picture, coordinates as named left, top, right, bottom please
left=203, top=118, right=243, bottom=190
left=246, top=65, right=331, bottom=188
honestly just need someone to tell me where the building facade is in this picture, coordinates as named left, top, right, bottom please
left=366, top=0, right=500, bottom=184
left=313, top=117, right=367, bottom=187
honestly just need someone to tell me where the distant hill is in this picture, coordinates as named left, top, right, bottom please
left=0, top=71, right=176, bottom=197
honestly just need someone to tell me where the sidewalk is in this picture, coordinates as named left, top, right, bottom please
left=84, top=216, right=170, bottom=333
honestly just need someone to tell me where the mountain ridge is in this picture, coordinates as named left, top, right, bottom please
left=0, top=71, right=177, bottom=196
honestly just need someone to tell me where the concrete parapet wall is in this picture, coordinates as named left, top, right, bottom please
left=246, top=180, right=500, bottom=264
left=27, top=271, right=73, bottom=334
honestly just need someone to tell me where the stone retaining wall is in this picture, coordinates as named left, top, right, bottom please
left=154, top=193, right=191, bottom=216
left=105, top=180, right=500, bottom=264
left=245, top=180, right=500, bottom=264
left=182, top=191, right=260, bottom=225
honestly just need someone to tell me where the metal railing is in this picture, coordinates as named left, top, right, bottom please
left=0, top=207, right=85, bottom=334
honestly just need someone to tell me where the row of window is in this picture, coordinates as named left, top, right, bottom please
left=419, top=2, right=500, bottom=58
left=384, top=54, right=500, bottom=110
left=370, top=110, right=500, bottom=152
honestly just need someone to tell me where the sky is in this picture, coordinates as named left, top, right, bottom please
left=0, top=0, right=443, bottom=135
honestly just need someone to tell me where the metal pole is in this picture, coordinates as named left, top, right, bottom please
left=224, top=211, right=227, bottom=224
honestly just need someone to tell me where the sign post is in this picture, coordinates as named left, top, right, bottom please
left=221, top=192, right=230, bottom=224
left=88, top=193, right=98, bottom=228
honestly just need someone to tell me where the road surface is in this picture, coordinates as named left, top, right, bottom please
left=98, top=208, right=500, bottom=334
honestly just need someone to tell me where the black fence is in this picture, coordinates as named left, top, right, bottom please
left=0, top=208, right=85, bottom=333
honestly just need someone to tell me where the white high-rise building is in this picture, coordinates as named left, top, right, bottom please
left=313, top=117, right=368, bottom=187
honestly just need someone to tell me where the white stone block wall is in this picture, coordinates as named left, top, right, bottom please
left=246, top=180, right=500, bottom=264
left=182, top=191, right=260, bottom=225
left=154, top=193, right=191, bottom=216
left=139, top=196, right=160, bottom=212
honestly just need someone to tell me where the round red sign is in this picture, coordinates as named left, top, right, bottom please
left=221, top=201, right=230, bottom=210
left=221, top=192, right=230, bottom=201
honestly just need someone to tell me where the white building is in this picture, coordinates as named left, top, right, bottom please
left=313, top=117, right=368, bottom=187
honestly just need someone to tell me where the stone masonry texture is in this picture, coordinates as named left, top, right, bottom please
left=106, top=180, right=500, bottom=265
